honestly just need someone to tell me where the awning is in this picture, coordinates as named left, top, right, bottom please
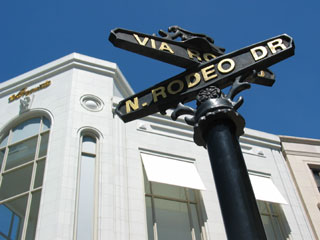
left=141, top=153, right=206, bottom=190
left=249, top=174, right=288, bottom=204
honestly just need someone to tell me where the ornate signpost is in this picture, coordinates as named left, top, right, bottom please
left=109, top=26, right=295, bottom=240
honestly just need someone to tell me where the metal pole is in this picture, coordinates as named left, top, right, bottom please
left=206, top=120, right=266, bottom=239
left=192, top=86, right=267, bottom=240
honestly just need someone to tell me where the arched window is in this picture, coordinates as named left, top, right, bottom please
left=75, top=133, right=98, bottom=240
left=0, top=116, right=50, bottom=240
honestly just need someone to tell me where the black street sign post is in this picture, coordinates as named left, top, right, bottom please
left=109, top=26, right=295, bottom=240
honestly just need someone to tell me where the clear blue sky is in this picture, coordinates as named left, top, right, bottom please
left=1, top=0, right=319, bottom=139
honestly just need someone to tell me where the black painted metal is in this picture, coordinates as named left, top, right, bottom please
left=184, top=86, right=267, bottom=239
left=109, top=26, right=295, bottom=240
left=205, top=119, right=267, bottom=240
left=114, top=33, right=293, bottom=122
left=109, top=27, right=225, bottom=68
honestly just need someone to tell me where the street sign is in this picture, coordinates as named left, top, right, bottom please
left=113, top=34, right=294, bottom=122
left=109, top=26, right=295, bottom=239
left=109, top=27, right=225, bottom=68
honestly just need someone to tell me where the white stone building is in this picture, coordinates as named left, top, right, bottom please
left=280, top=136, right=320, bottom=239
left=0, top=53, right=315, bottom=239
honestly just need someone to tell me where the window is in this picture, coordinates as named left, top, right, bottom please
left=311, top=168, right=320, bottom=192
left=0, top=116, right=50, bottom=239
left=258, top=201, right=286, bottom=240
left=144, top=171, right=205, bottom=240
left=75, top=134, right=98, bottom=240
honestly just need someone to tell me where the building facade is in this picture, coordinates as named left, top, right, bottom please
left=0, top=53, right=315, bottom=240
left=280, top=136, right=320, bottom=239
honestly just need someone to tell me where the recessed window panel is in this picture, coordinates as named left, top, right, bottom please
left=144, top=170, right=151, bottom=194
left=0, top=195, right=28, bottom=240
left=190, top=203, right=201, bottom=240
left=11, top=214, right=21, bottom=240
left=145, top=197, right=154, bottom=240
left=0, top=149, right=5, bottom=169
left=0, top=204, right=11, bottom=237
left=34, top=160, right=46, bottom=188
left=272, top=217, right=285, bottom=239
left=152, top=182, right=186, bottom=200
left=268, top=203, right=278, bottom=215
left=311, top=168, right=320, bottom=192
left=0, top=165, right=33, bottom=200
left=258, top=201, right=286, bottom=239
left=261, top=215, right=275, bottom=239
left=188, top=189, right=196, bottom=202
left=154, top=198, right=192, bottom=240
left=144, top=170, right=204, bottom=240
left=257, top=201, right=268, bottom=215
left=25, top=191, right=41, bottom=240
left=77, top=155, right=95, bottom=240
left=11, top=118, right=41, bottom=143
left=0, top=134, right=8, bottom=148
left=41, top=117, right=51, bottom=132
left=82, top=136, right=96, bottom=155
left=6, top=137, right=37, bottom=170
left=76, top=134, right=98, bottom=240
left=38, top=133, right=49, bottom=158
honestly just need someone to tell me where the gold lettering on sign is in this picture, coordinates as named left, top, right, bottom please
left=9, top=81, right=51, bottom=102
left=125, top=97, right=139, bottom=113
left=167, top=80, right=184, bottom=95
left=159, top=42, right=174, bottom=54
left=250, top=46, right=268, bottom=61
left=133, top=34, right=174, bottom=54
left=267, top=39, right=287, bottom=54
left=217, top=58, right=235, bottom=74
left=201, top=64, right=217, bottom=81
left=257, top=70, right=265, bottom=77
left=186, top=73, right=201, bottom=88
left=187, top=49, right=202, bottom=61
left=203, top=53, right=216, bottom=62
left=186, top=49, right=217, bottom=62
left=120, top=35, right=291, bottom=116
left=152, top=87, right=167, bottom=103
left=251, top=38, right=287, bottom=62
left=151, top=39, right=156, bottom=49
left=133, top=34, right=149, bottom=46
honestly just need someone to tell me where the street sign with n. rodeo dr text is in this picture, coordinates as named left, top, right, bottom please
left=112, top=33, right=294, bottom=122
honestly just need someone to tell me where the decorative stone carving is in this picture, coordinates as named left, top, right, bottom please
left=19, top=95, right=33, bottom=113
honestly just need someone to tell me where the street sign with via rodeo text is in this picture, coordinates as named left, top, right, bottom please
left=109, top=27, right=294, bottom=123
left=109, top=27, right=225, bottom=68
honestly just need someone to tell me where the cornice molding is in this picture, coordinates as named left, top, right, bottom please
left=280, top=135, right=320, bottom=146
left=0, top=53, right=134, bottom=99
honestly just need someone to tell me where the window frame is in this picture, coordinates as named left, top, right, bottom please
left=310, top=166, right=320, bottom=192
left=0, top=116, right=50, bottom=240
left=74, top=131, right=100, bottom=240
left=258, top=201, right=287, bottom=240
left=144, top=168, right=207, bottom=240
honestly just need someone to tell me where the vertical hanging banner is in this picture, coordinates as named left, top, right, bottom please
left=109, top=28, right=294, bottom=123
